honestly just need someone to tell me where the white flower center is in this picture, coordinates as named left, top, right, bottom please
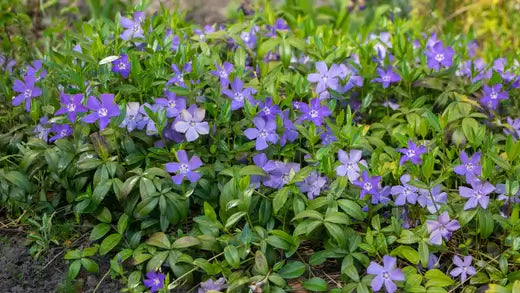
left=382, top=75, right=390, bottom=82
left=406, top=149, right=416, bottom=157
left=310, top=110, right=318, bottom=118
left=219, top=71, right=228, bottom=78
left=259, top=129, right=268, bottom=138
left=153, top=279, right=160, bottom=285
left=67, top=103, right=76, bottom=112
left=321, top=74, right=328, bottom=82
left=234, top=92, right=244, bottom=101
left=364, top=182, right=373, bottom=191
left=491, top=92, right=498, bottom=100
left=60, top=129, right=68, bottom=136
left=24, top=89, right=32, bottom=98
left=465, top=163, right=473, bottom=171
left=133, top=24, right=140, bottom=33
left=119, top=63, right=126, bottom=70
left=382, top=272, right=389, bottom=279
left=168, top=100, right=176, bottom=108
left=294, top=102, right=301, bottom=110
left=435, top=53, right=445, bottom=62
left=346, top=162, right=354, bottom=170
left=242, top=33, right=250, bottom=42
left=263, top=107, right=271, bottom=115
left=179, top=163, right=189, bottom=174
left=98, top=108, right=108, bottom=117
left=189, top=121, right=196, bottom=127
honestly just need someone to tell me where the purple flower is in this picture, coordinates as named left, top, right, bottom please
left=319, top=126, right=337, bottom=145
left=337, top=63, right=363, bottom=92
left=139, top=103, right=161, bottom=135
left=258, top=98, right=281, bottom=120
left=391, top=174, right=419, bottom=205
left=368, top=32, right=392, bottom=60
left=426, top=211, right=460, bottom=245
left=210, top=62, right=234, bottom=87
left=372, top=67, right=401, bottom=88
left=155, top=90, right=186, bottom=118
left=55, top=92, right=87, bottom=122
left=194, top=25, right=216, bottom=41
left=174, top=105, right=209, bottom=142
left=459, top=179, right=495, bottom=210
left=298, top=171, right=327, bottom=200
left=222, top=78, right=256, bottom=110
left=427, top=253, right=440, bottom=269
left=34, top=116, right=51, bottom=142
left=299, top=98, right=331, bottom=126
left=111, top=54, right=131, bottom=78
left=504, top=117, right=520, bottom=139
left=26, top=60, right=47, bottom=81
left=307, top=61, right=340, bottom=93
left=0, top=54, right=16, bottom=73
left=280, top=110, right=298, bottom=146
left=425, top=41, right=455, bottom=70
left=82, top=94, right=121, bottom=130
left=240, top=26, right=258, bottom=48
left=336, top=150, right=366, bottom=183
left=49, top=124, right=73, bottom=142
left=165, top=150, right=203, bottom=184
left=399, top=140, right=427, bottom=166
left=120, top=102, right=144, bottom=132
left=245, top=117, right=278, bottom=151
left=198, top=277, right=228, bottom=293
left=266, top=18, right=289, bottom=37
left=417, top=184, right=447, bottom=214
left=263, top=161, right=300, bottom=189
left=167, top=61, right=192, bottom=88
left=143, top=271, right=165, bottom=293
left=453, top=151, right=481, bottom=181
left=120, top=12, right=145, bottom=40
left=382, top=99, right=400, bottom=110
left=12, top=74, right=42, bottom=112
left=496, top=183, right=520, bottom=204
left=450, top=255, right=476, bottom=283
left=480, top=84, right=508, bottom=110
left=353, top=171, right=381, bottom=200
left=373, top=185, right=392, bottom=205
left=367, top=255, right=404, bottom=293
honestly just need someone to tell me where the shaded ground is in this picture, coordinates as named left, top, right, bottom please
left=0, top=232, right=121, bottom=293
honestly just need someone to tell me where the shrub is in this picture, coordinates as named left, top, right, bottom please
left=2, top=1, right=520, bottom=292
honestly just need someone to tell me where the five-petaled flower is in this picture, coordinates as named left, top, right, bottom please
left=353, top=171, right=381, bottom=200
left=143, top=271, right=165, bottom=293
left=426, top=211, right=460, bottom=245
left=336, top=149, right=367, bottom=183
left=165, top=150, right=203, bottom=184
left=174, top=105, right=209, bottom=142
left=197, top=277, right=228, bottom=293
left=244, top=117, right=278, bottom=151
left=49, top=124, right=73, bottom=142
left=450, top=255, right=476, bottom=283
left=307, top=61, right=340, bottom=93
left=111, top=54, right=131, bottom=78
left=454, top=150, right=481, bottom=181
left=391, top=174, right=419, bottom=205
left=367, top=255, right=405, bottom=293
left=55, top=92, right=87, bottom=122
left=82, top=94, right=121, bottom=130
left=425, top=41, right=455, bottom=70
left=222, top=78, right=256, bottom=110
left=399, top=140, right=427, bottom=166
left=155, top=90, right=186, bottom=118
left=372, top=67, right=401, bottom=88
left=120, top=12, right=145, bottom=41
left=299, top=98, right=331, bottom=126
left=459, top=179, right=495, bottom=210
left=211, top=62, right=234, bottom=87
left=297, top=171, right=327, bottom=200
left=12, top=74, right=42, bottom=112
left=480, top=84, right=508, bottom=110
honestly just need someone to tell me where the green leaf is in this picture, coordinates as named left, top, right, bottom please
left=68, top=260, right=81, bottom=279
left=99, top=233, right=122, bottom=255
left=419, top=241, right=430, bottom=267
left=253, top=250, right=269, bottom=275
left=64, top=249, right=81, bottom=260
left=239, top=165, right=266, bottom=177
left=92, top=180, right=112, bottom=204
left=292, top=210, right=324, bottom=221
left=117, top=214, right=129, bottom=235
left=224, top=245, right=240, bottom=268
left=424, top=269, right=454, bottom=287
left=478, top=209, right=494, bottom=239
left=302, top=277, right=328, bottom=292
left=278, top=261, right=306, bottom=279
left=338, top=199, right=365, bottom=220
left=81, top=258, right=99, bottom=273
left=273, top=187, right=290, bottom=214
left=89, top=223, right=111, bottom=241
left=289, top=166, right=314, bottom=184
left=225, top=211, right=247, bottom=228
left=258, top=38, right=280, bottom=58
left=172, top=236, right=201, bottom=249
left=146, top=232, right=171, bottom=249
left=392, top=245, right=420, bottom=264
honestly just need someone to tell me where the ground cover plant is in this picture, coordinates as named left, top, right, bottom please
left=3, top=0, right=520, bottom=292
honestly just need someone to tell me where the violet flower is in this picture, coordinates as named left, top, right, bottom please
left=280, top=110, right=298, bottom=146
left=198, top=277, right=228, bottom=293
left=240, top=26, right=258, bottom=49
left=372, top=67, right=401, bottom=88
left=26, top=60, right=47, bottom=81
left=0, top=54, right=16, bottom=73
left=459, top=179, right=495, bottom=210
left=167, top=61, right=192, bottom=88
left=258, top=98, right=281, bottom=120
left=210, top=62, right=234, bottom=87
left=336, top=149, right=367, bottom=183
left=417, top=184, right=448, bottom=214
left=427, top=253, right=440, bottom=269
left=138, top=103, right=161, bottom=135
left=450, top=255, right=476, bottom=283
left=244, top=117, right=278, bottom=150
left=155, top=90, right=186, bottom=118
left=82, top=94, right=121, bottom=130
left=222, top=78, right=256, bottom=110
left=299, top=98, right=331, bottom=126
left=453, top=150, right=481, bottom=181
left=174, top=105, right=209, bottom=142
left=194, top=25, right=216, bottom=41
left=49, top=124, right=73, bottom=142
left=319, top=125, right=337, bottom=145
left=266, top=18, right=289, bottom=37
left=143, top=271, right=165, bottom=293
left=263, top=161, right=300, bottom=189
left=426, top=211, right=460, bottom=245
left=480, top=84, right=508, bottom=110
left=353, top=171, right=381, bottom=200
left=120, top=12, right=145, bottom=40
left=504, top=117, right=520, bottom=139
left=496, top=184, right=520, bottom=204
left=298, top=171, right=327, bottom=200
left=55, top=92, right=87, bottom=122
left=337, top=63, right=363, bottom=92
left=307, top=61, right=340, bottom=93
left=119, top=102, right=144, bottom=132
left=34, top=116, right=51, bottom=142
left=12, top=74, right=42, bottom=112
left=425, top=41, right=455, bottom=70
left=165, top=150, right=203, bottom=184
left=367, top=255, right=404, bottom=293
left=399, top=140, right=427, bottom=166
left=391, top=174, right=419, bottom=206
left=111, top=54, right=131, bottom=78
